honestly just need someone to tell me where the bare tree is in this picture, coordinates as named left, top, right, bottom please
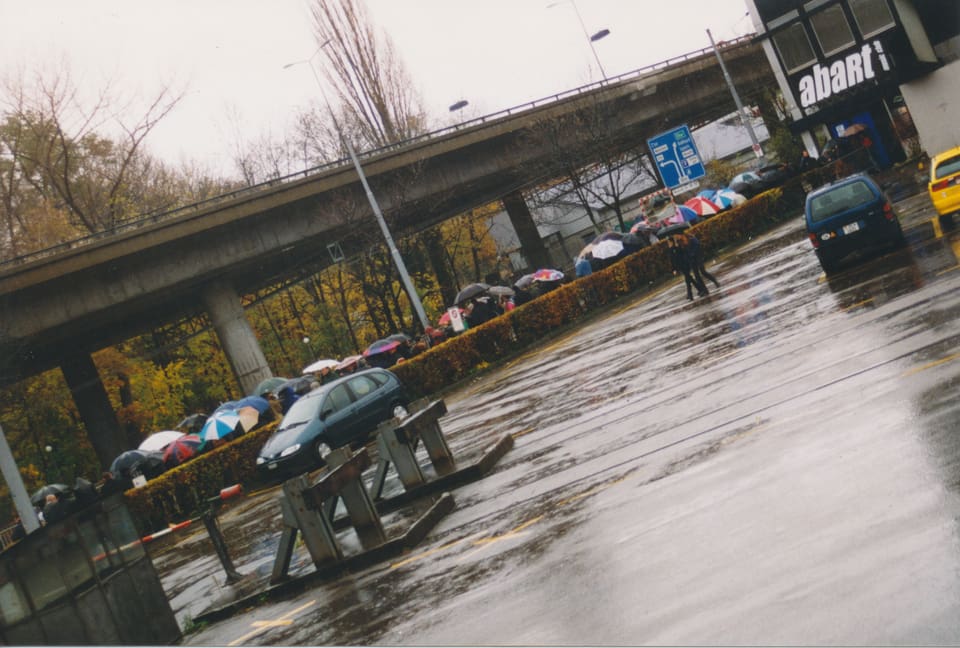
left=309, top=0, right=427, bottom=149
left=0, top=66, right=184, bottom=244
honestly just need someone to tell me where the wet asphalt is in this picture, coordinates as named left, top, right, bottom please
left=155, top=190, right=960, bottom=645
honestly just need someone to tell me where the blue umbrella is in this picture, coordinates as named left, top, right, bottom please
left=697, top=189, right=717, bottom=200
left=233, top=395, right=271, bottom=413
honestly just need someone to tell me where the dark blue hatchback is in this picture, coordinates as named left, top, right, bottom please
left=256, top=368, right=408, bottom=479
left=804, top=173, right=904, bottom=273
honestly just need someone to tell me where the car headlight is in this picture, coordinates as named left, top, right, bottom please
left=280, top=443, right=301, bottom=458
left=256, top=456, right=266, bottom=465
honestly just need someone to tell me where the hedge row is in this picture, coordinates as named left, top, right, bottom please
left=122, top=162, right=841, bottom=533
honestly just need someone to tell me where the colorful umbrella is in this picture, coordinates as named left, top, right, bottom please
left=364, top=339, right=402, bottom=357
left=302, top=358, right=340, bottom=374
left=137, top=430, right=184, bottom=453
left=664, top=204, right=698, bottom=225
left=200, top=410, right=241, bottom=443
left=162, top=434, right=203, bottom=467
left=684, top=196, right=722, bottom=217
left=236, top=406, right=261, bottom=433
left=532, top=269, right=564, bottom=282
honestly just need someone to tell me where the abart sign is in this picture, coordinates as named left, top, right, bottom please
left=795, top=39, right=892, bottom=108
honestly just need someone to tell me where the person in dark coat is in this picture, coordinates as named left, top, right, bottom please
left=680, top=233, right=720, bottom=290
left=278, top=385, right=300, bottom=414
left=464, top=296, right=501, bottom=328
left=667, top=236, right=708, bottom=300
left=797, top=149, right=820, bottom=172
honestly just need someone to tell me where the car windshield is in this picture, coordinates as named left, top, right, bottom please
left=809, top=180, right=876, bottom=223
left=279, top=390, right=326, bottom=429
left=934, top=154, right=960, bottom=179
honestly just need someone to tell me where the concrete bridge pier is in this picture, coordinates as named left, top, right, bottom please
left=61, top=353, right=126, bottom=471
left=503, top=190, right=552, bottom=271
left=202, top=280, right=273, bottom=396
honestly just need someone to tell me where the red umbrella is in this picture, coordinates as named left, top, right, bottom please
left=684, top=196, right=722, bottom=217
left=438, top=308, right=466, bottom=326
left=162, top=434, right=203, bottom=467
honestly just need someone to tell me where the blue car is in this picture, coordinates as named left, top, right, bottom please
left=804, top=173, right=905, bottom=274
left=256, top=368, right=409, bottom=479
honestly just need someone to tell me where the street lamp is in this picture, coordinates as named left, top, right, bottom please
left=284, top=43, right=431, bottom=332
left=547, top=0, right=609, bottom=80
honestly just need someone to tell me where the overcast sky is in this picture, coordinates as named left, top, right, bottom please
left=0, top=0, right=753, bottom=175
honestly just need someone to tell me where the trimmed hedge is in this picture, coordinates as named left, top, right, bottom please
left=123, top=162, right=843, bottom=532
left=391, top=165, right=839, bottom=399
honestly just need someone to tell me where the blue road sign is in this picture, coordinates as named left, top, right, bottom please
left=647, top=125, right=705, bottom=189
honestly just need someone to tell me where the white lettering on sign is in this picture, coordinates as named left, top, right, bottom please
left=797, top=40, right=891, bottom=108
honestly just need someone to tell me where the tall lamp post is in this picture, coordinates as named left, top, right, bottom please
left=548, top=0, right=609, bottom=80
left=284, top=44, right=431, bottom=332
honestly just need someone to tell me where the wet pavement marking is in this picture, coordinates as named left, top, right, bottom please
left=512, top=426, right=536, bottom=439
left=458, top=515, right=544, bottom=561
left=841, top=298, right=874, bottom=312
left=556, top=475, right=630, bottom=506
left=390, top=535, right=480, bottom=569
left=933, top=216, right=943, bottom=238
left=226, top=599, right=317, bottom=646
left=901, top=351, right=960, bottom=377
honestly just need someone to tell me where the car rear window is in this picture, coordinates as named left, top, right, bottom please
left=808, top=180, right=876, bottom=222
left=934, top=154, right=960, bottom=180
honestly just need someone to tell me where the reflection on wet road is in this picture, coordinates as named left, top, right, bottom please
left=183, top=196, right=960, bottom=645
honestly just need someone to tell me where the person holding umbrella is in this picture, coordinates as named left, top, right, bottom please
left=667, top=236, right=708, bottom=300
left=678, top=232, right=720, bottom=291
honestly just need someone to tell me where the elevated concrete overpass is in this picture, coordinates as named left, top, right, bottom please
left=0, top=36, right=774, bottom=466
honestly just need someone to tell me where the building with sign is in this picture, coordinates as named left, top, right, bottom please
left=744, top=0, right=959, bottom=165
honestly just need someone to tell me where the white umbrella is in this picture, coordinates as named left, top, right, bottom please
left=302, top=358, right=340, bottom=374
left=591, top=239, right=625, bottom=260
left=138, top=430, right=184, bottom=452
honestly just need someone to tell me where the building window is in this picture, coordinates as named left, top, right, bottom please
left=773, top=22, right=817, bottom=72
left=810, top=5, right=857, bottom=56
left=849, top=0, right=895, bottom=38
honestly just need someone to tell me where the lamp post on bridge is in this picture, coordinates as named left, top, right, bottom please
left=284, top=43, right=431, bottom=333
left=547, top=0, right=610, bottom=81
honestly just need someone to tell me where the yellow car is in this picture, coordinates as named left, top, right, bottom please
left=928, top=145, right=960, bottom=225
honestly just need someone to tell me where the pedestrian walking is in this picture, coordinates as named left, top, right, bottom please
left=680, top=232, right=720, bottom=290
left=667, top=236, right=708, bottom=300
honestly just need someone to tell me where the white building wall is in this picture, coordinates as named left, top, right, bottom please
left=899, top=57, right=960, bottom=155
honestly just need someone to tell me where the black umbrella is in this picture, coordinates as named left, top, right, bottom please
left=176, top=413, right=208, bottom=433
left=110, top=449, right=166, bottom=480
left=454, top=283, right=490, bottom=305
left=656, top=222, right=691, bottom=238
left=30, top=483, right=70, bottom=507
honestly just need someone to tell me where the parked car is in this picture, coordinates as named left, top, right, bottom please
left=804, top=173, right=905, bottom=274
left=256, top=368, right=409, bottom=478
left=928, top=144, right=960, bottom=228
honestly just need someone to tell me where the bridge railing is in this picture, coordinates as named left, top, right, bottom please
left=0, top=34, right=756, bottom=272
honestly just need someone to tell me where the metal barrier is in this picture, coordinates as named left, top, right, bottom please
left=270, top=446, right=453, bottom=584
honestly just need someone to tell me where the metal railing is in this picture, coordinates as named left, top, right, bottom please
left=0, top=34, right=757, bottom=272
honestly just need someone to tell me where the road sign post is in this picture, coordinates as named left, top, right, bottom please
left=647, top=125, right=706, bottom=190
